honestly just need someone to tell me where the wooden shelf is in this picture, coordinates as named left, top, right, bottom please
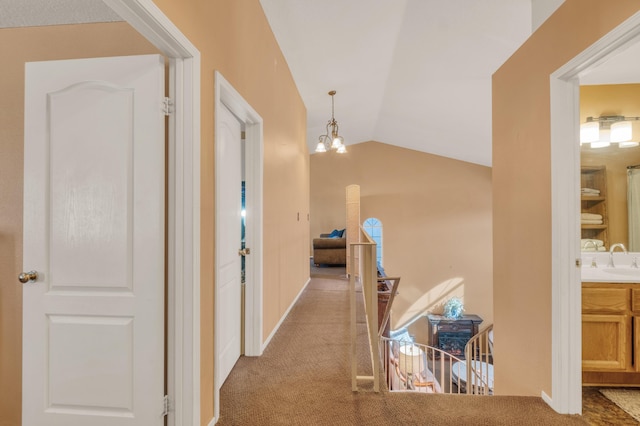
left=581, top=224, right=607, bottom=230
left=581, top=166, right=608, bottom=248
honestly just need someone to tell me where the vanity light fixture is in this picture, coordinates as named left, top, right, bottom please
left=580, top=115, right=640, bottom=148
left=315, top=90, right=347, bottom=154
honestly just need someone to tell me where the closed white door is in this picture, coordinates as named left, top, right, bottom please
left=216, top=103, right=243, bottom=387
left=22, top=54, right=166, bottom=425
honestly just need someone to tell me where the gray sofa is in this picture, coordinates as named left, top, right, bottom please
left=312, top=232, right=346, bottom=266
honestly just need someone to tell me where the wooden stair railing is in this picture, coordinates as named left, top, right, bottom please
left=463, top=324, right=494, bottom=395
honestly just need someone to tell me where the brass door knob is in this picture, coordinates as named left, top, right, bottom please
left=19, top=270, right=38, bottom=284
left=238, top=248, right=251, bottom=256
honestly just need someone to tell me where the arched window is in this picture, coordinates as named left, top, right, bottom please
left=363, top=217, right=383, bottom=266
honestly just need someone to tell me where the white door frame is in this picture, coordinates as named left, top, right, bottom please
left=214, top=71, right=264, bottom=422
left=549, top=11, right=640, bottom=414
left=101, top=1, right=201, bottom=425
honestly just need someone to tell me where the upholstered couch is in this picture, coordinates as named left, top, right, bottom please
left=312, top=230, right=346, bottom=266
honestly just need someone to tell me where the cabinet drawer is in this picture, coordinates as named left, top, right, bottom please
left=582, top=288, right=629, bottom=313
left=435, top=322, right=474, bottom=333
left=632, top=289, right=640, bottom=313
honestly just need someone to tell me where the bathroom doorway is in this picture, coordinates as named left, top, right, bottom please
left=550, top=11, right=640, bottom=415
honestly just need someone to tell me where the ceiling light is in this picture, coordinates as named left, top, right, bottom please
left=611, top=121, right=632, bottom=142
left=580, top=121, right=599, bottom=144
left=580, top=115, right=640, bottom=148
left=315, top=90, right=347, bottom=154
left=590, top=129, right=610, bottom=148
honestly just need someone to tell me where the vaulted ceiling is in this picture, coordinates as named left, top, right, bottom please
left=4, top=0, right=640, bottom=165
left=259, top=0, right=536, bottom=166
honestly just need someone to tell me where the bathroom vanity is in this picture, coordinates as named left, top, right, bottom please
left=581, top=253, right=640, bottom=386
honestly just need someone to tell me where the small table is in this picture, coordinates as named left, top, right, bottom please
left=426, top=314, right=483, bottom=359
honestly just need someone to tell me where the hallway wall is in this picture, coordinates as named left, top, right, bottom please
left=141, top=1, right=310, bottom=423
left=311, top=141, right=493, bottom=332
left=0, top=1, right=311, bottom=424
left=493, top=0, right=640, bottom=398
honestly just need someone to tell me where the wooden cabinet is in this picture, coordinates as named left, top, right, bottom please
left=582, top=313, right=628, bottom=371
left=581, top=166, right=608, bottom=248
left=426, top=314, right=482, bottom=359
left=582, top=283, right=640, bottom=386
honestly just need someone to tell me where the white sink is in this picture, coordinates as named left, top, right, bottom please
left=601, top=268, right=640, bottom=277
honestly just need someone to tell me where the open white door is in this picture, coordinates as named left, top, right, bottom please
left=22, top=54, right=166, bottom=425
left=215, top=103, right=243, bottom=388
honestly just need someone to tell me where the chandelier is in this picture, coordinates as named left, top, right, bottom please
left=580, top=115, right=640, bottom=148
left=315, top=90, right=347, bottom=153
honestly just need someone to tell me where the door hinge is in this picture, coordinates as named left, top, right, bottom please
left=162, top=394, right=170, bottom=417
left=162, top=97, right=174, bottom=116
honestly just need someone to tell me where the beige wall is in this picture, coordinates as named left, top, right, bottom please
left=580, top=84, right=640, bottom=248
left=1, top=1, right=310, bottom=424
left=311, top=142, right=493, bottom=337
left=493, top=0, right=640, bottom=398
left=0, top=22, right=159, bottom=426
left=146, top=1, right=310, bottom=423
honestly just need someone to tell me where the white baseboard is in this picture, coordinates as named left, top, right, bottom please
left=541, top=390, right=552, bottom=408
left=261, top=277, right=311, bottom=351
left=208, top=416, right=217, bottom=426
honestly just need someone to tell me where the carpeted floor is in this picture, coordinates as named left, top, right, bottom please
left=217, top=277, right=587, bottom=425
left=309, top=257, right=347, bottom=279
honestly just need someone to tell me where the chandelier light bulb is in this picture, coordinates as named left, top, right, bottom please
left=316, top=90, right=347, bottom=153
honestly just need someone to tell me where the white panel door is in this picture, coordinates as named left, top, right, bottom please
left=216, top=104, right=243, bottom=387
left=22, top=54, right=165, bottom=426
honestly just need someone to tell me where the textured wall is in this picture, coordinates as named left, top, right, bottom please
left=148, top=1, right=310, bottom=423
left=311, top=141, right=493, bottom=336
left=493, top=0, right=640, bottom=397
left=0, top=22, right=158, bottom=426
left=0, top=1, right=311, bottom=423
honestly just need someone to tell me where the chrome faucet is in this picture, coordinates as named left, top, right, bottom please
left=608, top=243, right=628, bottom=268
left=582, top=240, right=598, bottom=251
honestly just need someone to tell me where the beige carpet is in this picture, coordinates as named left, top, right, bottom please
left=599, top=389, right=640, bottom=422
left=217, top=277, right=586, bottom=425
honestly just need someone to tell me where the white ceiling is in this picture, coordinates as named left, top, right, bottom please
left=4, top=0, right=640, bottom=165
left=0, top=0, right=122, bottom=28
left=260, top=0, right=535, bottom=166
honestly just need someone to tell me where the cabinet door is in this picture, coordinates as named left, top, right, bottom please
left=582, top=314, right=629, bottom=371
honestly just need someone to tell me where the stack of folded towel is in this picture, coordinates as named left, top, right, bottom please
left=581, top=212, right=603, bottom=224
left=581, top=238, right=606, bottom=251
left=581, top=187, right=601, bottom=196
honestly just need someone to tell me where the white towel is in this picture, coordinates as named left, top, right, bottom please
left=581, top=238, right=604, bottom=248
left=581, top=213, right=603, bottom=220
left=581, top=187, right=600, bottom=195
left=581, top=246, right=606, bottom=252
left=581, top=219, right=603, bottom=225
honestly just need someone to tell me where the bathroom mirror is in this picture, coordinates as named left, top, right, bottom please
left=580, top=84, right=640, bottom=251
